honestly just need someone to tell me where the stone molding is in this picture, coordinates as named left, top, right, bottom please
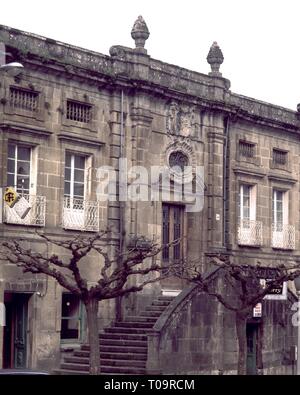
left=57, top=132, right=105, bottom=148
left=0, top=121, right=52, bottom=137
left=130, top=106, right=153, bottom=126
left=267, top=172, right=297, bottom=184
left=0, top=24, right=299, bottom=134
left=233, top=166, right=267, bottom=179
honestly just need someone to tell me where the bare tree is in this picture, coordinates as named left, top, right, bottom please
left=179, top=255, right=300, bottom=375
left=1, top=231, right=176, bottom=375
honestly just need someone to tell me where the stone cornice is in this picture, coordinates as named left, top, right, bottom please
left=57, top=132, right=105, bottom=148
left=233, top=166, right=267, bottom=179
left=0, top=122, right=52, bottom=137
left=1, top=24, right=299, bottom=133
left=267, top=172, right=297, bottom=184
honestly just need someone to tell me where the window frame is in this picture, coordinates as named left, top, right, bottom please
left=239, top=183, right=257, bottom=222
left=60, top=293, right=84, bottom=343
left=162, top=203, right=186, bottom=263
left=272, top=189, right=288, bottom=227
left=7, top=142, right=37, bottom=195
left=64, top=152, right=86, bottom=202
left=239, top=140, right=255, bottom=160
left=66, top=99, right=92, bottom=124
left=4, top=82, right=45, bottom=121
left=272, top=148, right=289, bottom=170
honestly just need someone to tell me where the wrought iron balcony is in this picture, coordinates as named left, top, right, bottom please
left=237, top=219, right=263, bottom=246
left=4, top=194, right=46, bottom=226
left=271, top=223, right=295, bottom=250
left=62, top=197, right=99, bottom=232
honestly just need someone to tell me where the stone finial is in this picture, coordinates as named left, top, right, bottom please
left=207, top=41, right=224, bottom=76
left=131, top=16, right=150, bottom=51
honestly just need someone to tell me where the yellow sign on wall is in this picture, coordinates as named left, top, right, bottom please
left=3, top=187, right=19, bottom=208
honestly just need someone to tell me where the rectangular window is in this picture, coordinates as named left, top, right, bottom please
left=7, top=143, right=31, bottom=194
left=272, top=149, right=287, bottom=166
left=66, top=100, right=91, bottom=123
left=239, top=184, right=256, bottom=222
left=239, top=141, right=255, bottom=159
left=271, top=189, right=294, bottom=249
left=162, top=204, right=184, bottom=262
left=9, top=87, right=38, bottom=112
left=64, top=152, right=86, bottom=204
left=61, top=293, right=83, bottom=341
left=237, top=184, right=262, bottom=245
left=272, top=189, right=288, bottom=229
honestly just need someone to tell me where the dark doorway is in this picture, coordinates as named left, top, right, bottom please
left=246, top=323, right=259, bottom=375
left=3, top=293, right=30, bottom=369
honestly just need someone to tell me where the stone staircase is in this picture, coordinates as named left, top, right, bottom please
left=55, top=295, right=174, bottom=375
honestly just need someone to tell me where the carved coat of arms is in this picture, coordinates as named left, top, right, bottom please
left=166, top=102, right=195, bottom=137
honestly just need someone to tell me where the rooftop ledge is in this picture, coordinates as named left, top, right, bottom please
left=0, top=24, right=299, bottom=130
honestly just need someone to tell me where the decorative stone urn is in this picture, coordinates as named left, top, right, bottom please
left=207, top=41, right=224, bottom=76
left=131, top=15, right=150, bottom=51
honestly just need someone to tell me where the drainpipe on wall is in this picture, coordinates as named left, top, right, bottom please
left=223, top=115, right=230, bottom=248
left=116, top=89, right=125, bottom=321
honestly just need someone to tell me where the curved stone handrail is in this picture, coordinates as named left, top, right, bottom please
left=146, top=265, right=221, bottom=374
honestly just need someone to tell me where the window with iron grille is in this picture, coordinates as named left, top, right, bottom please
left=9, top=87, right=38, bottom=112
left=239, top=141, right=255, bottom=159
left=272, top=149, right=287, bottom=166
left=66, top=100, right=92, bottom=123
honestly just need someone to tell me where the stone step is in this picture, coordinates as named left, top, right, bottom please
left=104, top=327, right=151, bottom=335
left=151, top=300, right=171, bottom=307
left=125, top=316, right=157, bottom=323
left=99, top=333, right=148, bottom=341
left=114, top=321, right=154, bottom=329
left=75, top=345, right=147, bottom=357
left=73, top=351, right=147, bottom=360
left=58, top=294, right=174, bottom=375
left=53, top=369, right=88, bottom=375
left=140, top=311, right=162, bottom=318
left=60, top=362, right=146, bottom=374
left=101, top=359, right=146, bottom=368
left=102, top=352, right=147, bottom=360
left=83, top=339, right=147, bottom=348
left=146, top=305, right=166, bottom=312
left=157, top=296, right=175, bottom=302
left=64, top=356, right=146, bottom=368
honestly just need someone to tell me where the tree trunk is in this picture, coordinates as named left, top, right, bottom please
left=84, top=298, right=100, bottom=375
left=235, top=312, right=247, bottom=375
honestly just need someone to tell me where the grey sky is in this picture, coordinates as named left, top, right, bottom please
left=1, top=0, right=299, bottom=110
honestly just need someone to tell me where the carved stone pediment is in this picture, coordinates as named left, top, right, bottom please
left=166, top=101, right=195, bottom=137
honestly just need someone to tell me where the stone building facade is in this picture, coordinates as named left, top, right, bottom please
left=0, top=17, right=298, bottom=374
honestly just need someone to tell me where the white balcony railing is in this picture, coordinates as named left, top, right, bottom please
left=62, top=197, right=99, bottom=232
left=272, top=223, right=295, bottom=250
left=4, top=194, right=46, bottom=226
left=237, top=219, right=263, bottom=246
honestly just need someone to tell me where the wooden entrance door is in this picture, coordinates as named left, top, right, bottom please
left=3, top=293, right=29, bottom=368
left=161, top=204, right=186, bottom=290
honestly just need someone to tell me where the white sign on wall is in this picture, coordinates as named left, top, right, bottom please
left=253, top=303, right=262, bottom=318
left=0, top=302, right=5, bottom=327
left=260, top=279, right=287, bottom=300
